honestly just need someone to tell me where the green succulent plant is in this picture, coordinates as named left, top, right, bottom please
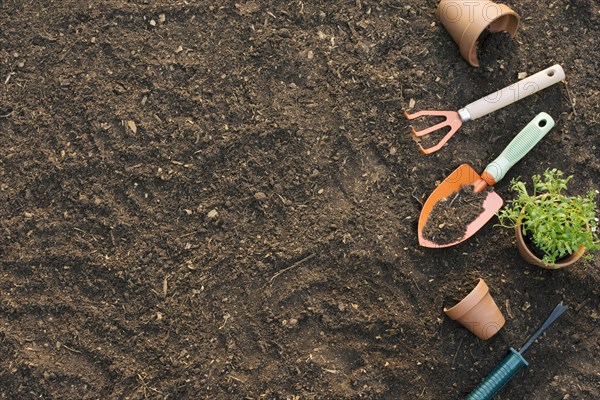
left=497, top=169, right=600, bottom=264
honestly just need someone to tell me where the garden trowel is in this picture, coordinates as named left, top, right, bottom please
left=418, top=112, right=554, bottom=248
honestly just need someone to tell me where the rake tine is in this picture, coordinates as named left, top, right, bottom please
left=405, top=109, right=464, bottom=154
left=410, top=119, right=454, bottom=137
left=418, top=124, right=461, bottom=155
left=404, top=109, right=451, bottom=119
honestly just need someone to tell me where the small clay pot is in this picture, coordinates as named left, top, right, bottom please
left=436, top=0, right=520, bottom=67
left=515, top=225, right=586, bottom=269
left=444, top=278, right=505, bottom=340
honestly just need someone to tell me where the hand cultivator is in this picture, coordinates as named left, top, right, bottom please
left=405, top=65, right=564, bottom=154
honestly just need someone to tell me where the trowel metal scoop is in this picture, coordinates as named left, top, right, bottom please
left=405, top=65, right=565, bottom=154
left=418, top=112, right=554, bottom=248
left=465, top=301, right=569, bottom=400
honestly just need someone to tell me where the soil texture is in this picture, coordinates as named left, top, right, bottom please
left=1, top=1, right=599, bottom=399
left=446, top=277, right=482, bottom=306
left=422, top=185, right=493, bottom=245
left=522, top=226, right=555, bottom=260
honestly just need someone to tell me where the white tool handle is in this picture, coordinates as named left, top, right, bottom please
left=463, top=65, right=565, bottom=121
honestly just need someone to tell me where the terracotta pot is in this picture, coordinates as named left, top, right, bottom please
left=444, top=278, right=505, bottom=340
left=514, top=224, right=586, bottom=269
left=436, top=0, right=520, bottom=67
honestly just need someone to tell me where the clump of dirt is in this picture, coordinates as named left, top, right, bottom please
left=446, top=277, right=481, bottom=306
left=477, top=31, right=518, bottom=70
left=422, top=185, right=494, bottom=245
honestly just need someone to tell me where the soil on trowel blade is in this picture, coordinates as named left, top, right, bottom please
left=422, top=185, right=494, bottom=245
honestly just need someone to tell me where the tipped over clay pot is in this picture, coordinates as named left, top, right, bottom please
left=444, top=278, right=505, bottom=340
left=436, top=0, right=520, bottom=67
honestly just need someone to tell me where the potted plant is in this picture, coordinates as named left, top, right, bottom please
left=497, top=169, right=599, bottom=268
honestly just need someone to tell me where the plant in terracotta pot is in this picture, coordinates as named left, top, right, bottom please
left=497, top=169, right=600, bottom=268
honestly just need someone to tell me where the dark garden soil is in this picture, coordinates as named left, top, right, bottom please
left=422, top=185, right=493, bottom=245
left=1, top=1, right=599, bottom=399
left=445, top=276, right=482, bottom=307
left=521, top=226, right=557, bottom=261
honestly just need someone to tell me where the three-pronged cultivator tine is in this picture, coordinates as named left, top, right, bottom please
left=417, top=123, right=462, bottom=154
left=403, top=110, right=463, bottom=154
left=410, top=118, right=457, bottom=137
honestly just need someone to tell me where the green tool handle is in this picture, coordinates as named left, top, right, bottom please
left=465, top=348, right=529, bottom=400
left=482, top=112, right=554, bottom=185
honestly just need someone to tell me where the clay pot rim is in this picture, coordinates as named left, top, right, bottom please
left=443, top=278, right=488, bottom=320
left=514, top=223, right=586, bottom=269
left=515, top=196, right=587, bottom=268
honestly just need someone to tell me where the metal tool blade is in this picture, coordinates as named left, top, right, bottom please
left=519, top=301, right=569, bottom=355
